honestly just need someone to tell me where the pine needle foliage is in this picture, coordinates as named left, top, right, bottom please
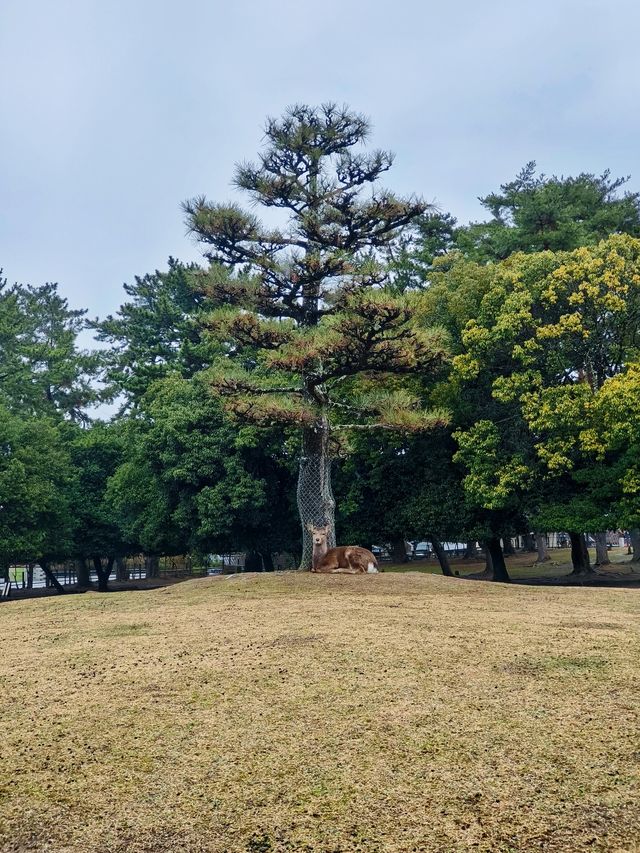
left=183, top=104, right=448, bottom=564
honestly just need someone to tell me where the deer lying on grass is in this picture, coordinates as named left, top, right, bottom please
left=308, top=525, right=379, bottom=574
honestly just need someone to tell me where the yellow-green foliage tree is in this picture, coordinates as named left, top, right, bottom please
left=453, top=235, right=640, bottom=571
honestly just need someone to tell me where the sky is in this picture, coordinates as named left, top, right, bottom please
left=1, top=0, right=640, bottom=321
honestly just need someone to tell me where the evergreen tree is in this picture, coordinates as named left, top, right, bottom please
left=67, top=421, right=130, bottom=591
left=0, top=406, right=75, bottom=584
left=0, top=276, right=99, bottom=422
left=456, top=163, right=640, bottom=262
left=94, top=258, right=212, bottom=408
left=106, top=375, right=298, bottom=563
left=184, top=104, right=447, bottom=566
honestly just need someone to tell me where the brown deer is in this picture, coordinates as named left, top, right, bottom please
left=307, top=525, right=379, bottom=574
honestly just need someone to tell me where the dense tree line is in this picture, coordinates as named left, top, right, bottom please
left=2, top=104, right=640, bottom=589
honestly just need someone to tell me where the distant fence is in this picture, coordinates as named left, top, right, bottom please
left=3, top=552, right=297, bottom=593
left=4, top=556, right=201, bottom=592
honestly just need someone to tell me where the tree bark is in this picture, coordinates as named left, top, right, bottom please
left=569, top=532, right=591, bottom=574
left=76, top=558, right=91, bottom=589
left=93, top=556, right=114, bottom=592
left=26, top=564, right=34, bottom=589
left=481, top=542, right=494, bottom=577
left=429, top=536, right=453, bottom=577
left=535, top=533, right=550, bottom=563
left=40, top=560, right=66, bottom=594
left=486, top=537, right=510, bottom=582
left=297, top=418, right=335, bottom=570
left=522, top=532, right=536, bottom=552
left=630, top=530, right=640, bottom=563
left=115, top=557, right=129, bottom=581
left=390, top=537, right=409, bottom=564
left=145, top=554, right=160, bottom=578
left=594, top=531, right=610, bottom=567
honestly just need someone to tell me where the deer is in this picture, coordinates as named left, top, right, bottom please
left=307, top=524, right=379, bottom=574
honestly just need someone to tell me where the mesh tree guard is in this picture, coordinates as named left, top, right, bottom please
left=297, top=423, right=336, bottom=569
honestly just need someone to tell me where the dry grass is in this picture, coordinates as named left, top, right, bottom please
left=385, top=547, right=639, bottom=580
left=1, top=572, right=639, bottom=853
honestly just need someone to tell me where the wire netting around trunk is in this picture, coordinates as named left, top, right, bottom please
left=297, top=450, right=336, bottom=569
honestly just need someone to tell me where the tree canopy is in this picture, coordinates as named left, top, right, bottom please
left=3, top=105, right=640, bottom=587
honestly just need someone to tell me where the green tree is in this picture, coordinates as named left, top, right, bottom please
left=94, top=258, right=212, bottom=409
left=456, top=163, right=640, bottom=262
left=107, top=375, right=298, bottom=566
left=336, top=428, right=472, bottom=575
left=0, top=278, right=99, bottom=421
left=67, top=422, right=130, bottom=591
left=388, top=211, right=458, bottom=292
left=184, top=104, right=447, bottom=567
left=452, top=236, right=640, bottom=572
left=0, top=406, right=75, bottom=588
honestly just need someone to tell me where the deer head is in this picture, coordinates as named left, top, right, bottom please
left=307, top=524, right=330, bottom=549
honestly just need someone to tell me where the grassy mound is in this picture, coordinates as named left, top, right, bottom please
left=1, top=573, right=639, bottom=852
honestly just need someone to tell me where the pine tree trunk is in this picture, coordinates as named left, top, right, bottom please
left=535, top=533, right=550, bottom=563
left=297, top=418, right=336, bottom=570
left=487, top=537, right=510, bottom=582
left=76, top=558, right=91, bottom=589
left=522, top=532, right=536, bottom=552
left=429, top=537, right=453, bottom=577
left=629, top=530, right=640, bottom=563
left=26, top=564, right=34, bottom=589
left=594, top=531, right=610, bottom=567
left=569, top=532, right=591, bottom=574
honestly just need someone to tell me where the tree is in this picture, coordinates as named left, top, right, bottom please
left=184, top=104, right=447, bottom=567
left=335, top=427, right=472, bottom=576
left=451, top=236, right=640, bottom=573
left=93, top=258, right=212, bottom=409
left=388, top=211, right=458, bottom=292
left=67, top=422, right=131, bottom=591
left=589, top=363, right=640, bottom=565
left=0, top=278, right=100, bottom=422
left=0, top=406, right=75, bottom=588
left=456, top=163, right=640, bottom=262
left=107, top=375, right=299, bottom=565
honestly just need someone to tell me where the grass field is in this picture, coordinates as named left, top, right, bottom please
left=383, top=547, right=638, bottom=580
left=1, top=572, right=639, bottom=852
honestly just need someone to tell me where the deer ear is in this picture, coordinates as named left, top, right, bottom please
left=306, top=523, right=315, bottom=533
left=321, top=525, right=330, bottom=534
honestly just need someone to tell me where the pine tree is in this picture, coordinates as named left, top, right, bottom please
left=93, top=258, right=211, bottom=409
left=183, top=104, right=448, bottom=566
left=0, top=276, right=99, bottom=422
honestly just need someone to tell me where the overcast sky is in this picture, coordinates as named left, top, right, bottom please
left=1, top=0, right=639, bottom=320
